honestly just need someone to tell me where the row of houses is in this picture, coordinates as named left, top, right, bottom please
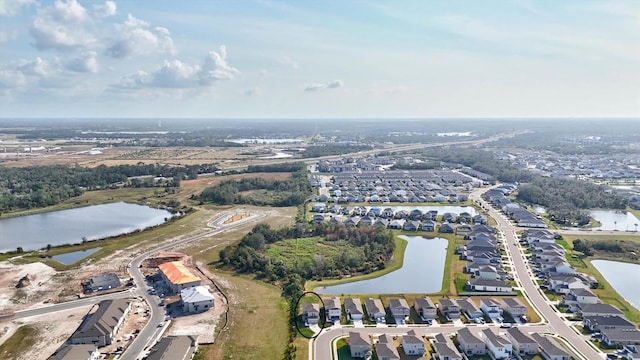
left=314, top=167, right=477, bottom=204
left=485, top=185, right=548, bottom=228
left=456, top=224, right=516, bottom=293
left=523, top=229, right=640, bottom=351
left=348, top=327, right=571, bottom=360
left=303, top=296, right=528, bottom=326
left=49, top=299, right=131, bottom=359
left=311, top=204, right=486, bottom=223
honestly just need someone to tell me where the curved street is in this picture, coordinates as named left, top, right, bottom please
left=312, top=187, right=605, bottom=360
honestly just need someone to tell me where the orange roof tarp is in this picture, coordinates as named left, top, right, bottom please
left=158, top=261, right=200, bottom=285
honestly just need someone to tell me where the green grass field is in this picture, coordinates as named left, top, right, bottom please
left=0, top=325, right=39, bottom=360
left=265, top=237, right=349, bottom=267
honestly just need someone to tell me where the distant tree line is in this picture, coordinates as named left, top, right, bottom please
left=219, top=222, right=396, bottom=281
left=391, top=161, right=440, bottom=170
left=199, top=169, right=311, bottom=207
left=246, top=162, right=306, bottom=173
left=301, top=144, right=373, bottom=158
left=516, top=177, right=627, bottom=225
left=0, top=163, right=219, bottom=212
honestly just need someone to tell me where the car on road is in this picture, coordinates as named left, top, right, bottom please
left=500, top=323, right=512, bottom=328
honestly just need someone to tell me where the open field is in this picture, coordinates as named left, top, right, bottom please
left=182, top=206, right=297, bottom=359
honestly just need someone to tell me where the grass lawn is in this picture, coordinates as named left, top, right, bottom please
left=194, top=272, right=289, bottom=360
left=336, top=338, right=355, bottom=360
left=266, top=237, right=349, bottom=267
left=0, top=325, right=39, bottom=360
left=559, top=234, right=640, bottom=323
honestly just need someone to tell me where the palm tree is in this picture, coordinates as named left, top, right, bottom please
left=614, top=221, right=617, bottom=231
left=635, top=223, right=638, bottom=232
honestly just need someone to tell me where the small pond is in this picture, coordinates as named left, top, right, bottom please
left=51, top=248, right=101, bottom=265
left=592, top=259, right=640, bottom=311
left=317, top=235, right=447, bottom=294
left=0, top=202, right=174, bottom=253
left=590, top=210, right=640, bottom=231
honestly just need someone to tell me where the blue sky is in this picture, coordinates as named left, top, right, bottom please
left=0, top=0, right=638, bottom=118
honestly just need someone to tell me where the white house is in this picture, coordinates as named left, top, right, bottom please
left=481, top=328, right=513, bottom=359
left=302, top=303, right=320, bottom=325
left=502, top=298, right=527, bottom=317
left=467, top=278, right=513, bottom=293
left=365, top=298, right=386, bottom=323
left=480, top=298, right=503, bottom=320
left=181, top=286, right=215, bottom=313
left=401, top=330, right=425, bottom=356
left=324, top=297, right=341, bottom=322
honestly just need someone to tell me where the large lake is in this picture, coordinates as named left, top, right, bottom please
left=590, top=210, right=640, bottom=231
left=317, top=235, right=448, bottom=294
left=592, top=260, right=640, bottom=311
left=0, top=202, right=173, bottom=253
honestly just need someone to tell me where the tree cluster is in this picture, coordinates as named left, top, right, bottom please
left=246, top=162, right=306, bottom=173
left=425, top=148, right=534, bottom=183
left=0, top=162, right=219, bottom=212
left=517, top=177, right=627, bottom=225
left=218, top=222, right=396, bottom=282
left=199, top=170, right=311, bottom=207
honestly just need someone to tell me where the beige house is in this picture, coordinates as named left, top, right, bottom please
left=69, top=299, right=131, bottom=347
left=349, top=332, right=371, bottom=358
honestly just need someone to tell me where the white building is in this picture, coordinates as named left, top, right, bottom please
left=181, top=286, right=215, bottom=313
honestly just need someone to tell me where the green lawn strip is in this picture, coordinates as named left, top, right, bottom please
left=336, top=338, right=356, bottom=360
left=557, top=236, right=640, bottom=323
left=306, top=236, right=408, bottom=291
left=0, top=325, right=39, bottom=359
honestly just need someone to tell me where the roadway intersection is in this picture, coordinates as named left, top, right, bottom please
left=311, top=186, right=604, bottom=360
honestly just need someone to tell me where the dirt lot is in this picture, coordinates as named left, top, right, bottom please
left=3, top=305, right=94, bottom=360
left=0, top=145, right=294, bottom=169
left=0, top=262, right=59, bottom=312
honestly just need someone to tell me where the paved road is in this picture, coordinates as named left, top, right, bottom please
left=0, top=211, right=266, bottom=360
left=469, top=189, right=603, bottom=360
left=311, top=187, right=605, bottom=360
left=121, top=211, right=267, bottom=360
left=313, top=323, right=552, bottom=360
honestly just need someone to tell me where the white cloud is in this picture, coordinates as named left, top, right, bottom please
left=304, top=79, right=344, bottom=92
left=64, top=51, right=98, bottom=73
left=93, top=1, right=117, bottom=18
left=277, top=55, right=299, bottom=69
left=0, top=57, right=52, bottom=93
left=29, top=0, right=97, bottom=51
left=113, top=47, right=239, bottom=89
left=0, top=0, right=35, bottom=17
left=49, top=0, right=89, bottom=23
left=105, top=14, right=176, bottom=58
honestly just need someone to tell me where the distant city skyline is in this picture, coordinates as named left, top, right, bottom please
left=0, top=0, right=638, bottom=118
